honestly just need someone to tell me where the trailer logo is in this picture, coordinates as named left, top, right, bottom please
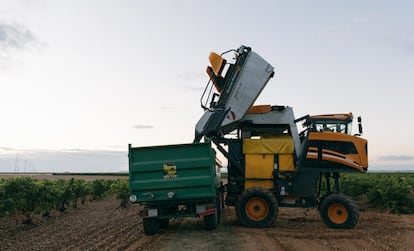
left=163, top=163, right=177, bottom=179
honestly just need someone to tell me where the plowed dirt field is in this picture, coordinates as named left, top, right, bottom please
left=1, top=195, right=414, bottom=251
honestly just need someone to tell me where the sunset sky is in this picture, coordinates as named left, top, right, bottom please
left=1, top=0, right=413, bottom=172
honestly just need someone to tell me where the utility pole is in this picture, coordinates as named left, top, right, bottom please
left=14, top=154, right=19, bottom=172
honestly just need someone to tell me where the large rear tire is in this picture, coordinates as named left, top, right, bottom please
left=143, top=218, right=160, bottom=235
left=236, top=187, right=278, bottom=228
left=320, top=193, right=359, bottom=229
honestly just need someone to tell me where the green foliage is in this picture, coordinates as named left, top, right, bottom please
left=91, top=179, right=114, bottom=200
left=367, top=176, right=413, bottom=214
left=35, top=179, right=58, bottom=216
left=0, top=177, right=123, bottom=222
left=341, top=173, right=414, bottom=214
left=80, top=181, right=92, bottom=204
left=109, top=179, right=129, bottom=207
left=340, top=174, right=375, bottom=198
left=54, top=179, right=71, bottom=212
left=1, top=177, right=38, bottom=217
left=0, top=178, right=14, bottom=217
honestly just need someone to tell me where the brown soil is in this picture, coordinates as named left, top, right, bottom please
left=1, top=195, right=414, bottom=251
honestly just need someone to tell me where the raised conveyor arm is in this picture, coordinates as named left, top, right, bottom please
left=195, top=46, right=274, bottom=141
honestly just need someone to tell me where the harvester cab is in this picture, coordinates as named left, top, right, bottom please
left=296, top=112, right=368, bottom=173
left=297, top=113, right=362, bottom=136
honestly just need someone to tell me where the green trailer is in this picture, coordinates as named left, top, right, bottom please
left=128, top=141, right=222, bottom=235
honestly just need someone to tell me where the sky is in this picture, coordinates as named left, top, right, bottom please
left=0, top=0, right=413, bottom=172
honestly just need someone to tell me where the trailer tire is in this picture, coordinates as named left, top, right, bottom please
left=143, top=218, right=159, bottom=235
left=236, top=187, right=278, bottom=228
left=159, top=218, right=170, bottom=229
left=217, top=192, right=223, bottom=224
left=204, top=211, right=218, bottom=230
left=320, top=193, right=359, bottom=229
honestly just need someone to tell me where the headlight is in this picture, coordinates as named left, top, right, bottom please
left=129, top=194, right=137, bottom=203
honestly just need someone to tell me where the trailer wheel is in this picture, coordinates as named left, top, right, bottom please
left=320, top=193, right=359, bottom=229
left=159, top=218, right=170, bottom=229
left=143, top=218, right=159, bottom=235
left=236, top=188, right=278, bottom=228
left=217, top=192, right=223, bottom=224
left=204, top=211, right=218, bottom=230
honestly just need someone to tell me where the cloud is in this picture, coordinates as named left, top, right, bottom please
left=184, top=85, right=205, bottom=92
left=343, top=12, right=414, bottom=59
left=396, top=38, right=414, bottom=57
left=0, top=21, right=36, bottom=51
left=378, top=155, right=414, bottom=161
left=175, top=71, right=204, bottom=81
left=0, top=20, right=43, bottom=70
left=174, top=71, right=206, bottom=92
left=133, top=124, right=154, bottom=129
left=380, top=33, right=414, bottom=59
left=0, top=146, right=15, bottom=152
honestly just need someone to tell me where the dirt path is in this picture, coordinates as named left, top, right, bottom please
left=149, top=206, right=414, bottom=251
left=1, top=196, right=414, bottom=251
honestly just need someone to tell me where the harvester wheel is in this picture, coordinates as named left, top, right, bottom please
left=143, top=218, right=159, bottom=235
left=320, top=193, right=359, bottom=229
left=236, top=187, right=278, bottom=227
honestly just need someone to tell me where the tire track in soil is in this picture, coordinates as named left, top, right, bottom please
left=124, top=234, right=157, bottom=251
left=149, top=216, right=245, bottom=251
left=95, top=219, right=143, bottom=250
left=60, top=204, right=143, bottom=251
left=64, top=212, right=136, bottom=250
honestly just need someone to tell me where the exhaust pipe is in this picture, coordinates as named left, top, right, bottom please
left=357, top=116, right=363, bottom=136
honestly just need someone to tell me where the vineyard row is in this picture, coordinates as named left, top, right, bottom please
left=0, top=177, right=129, bottom=222
left=1, top=173, right=413, bottom=224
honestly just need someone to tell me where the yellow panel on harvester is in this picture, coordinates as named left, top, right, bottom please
left=279, top=154, right=295, bottom=171
left=243, top=135, right=294, bottom=154
left=244, top=154, right=274, bottom=189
